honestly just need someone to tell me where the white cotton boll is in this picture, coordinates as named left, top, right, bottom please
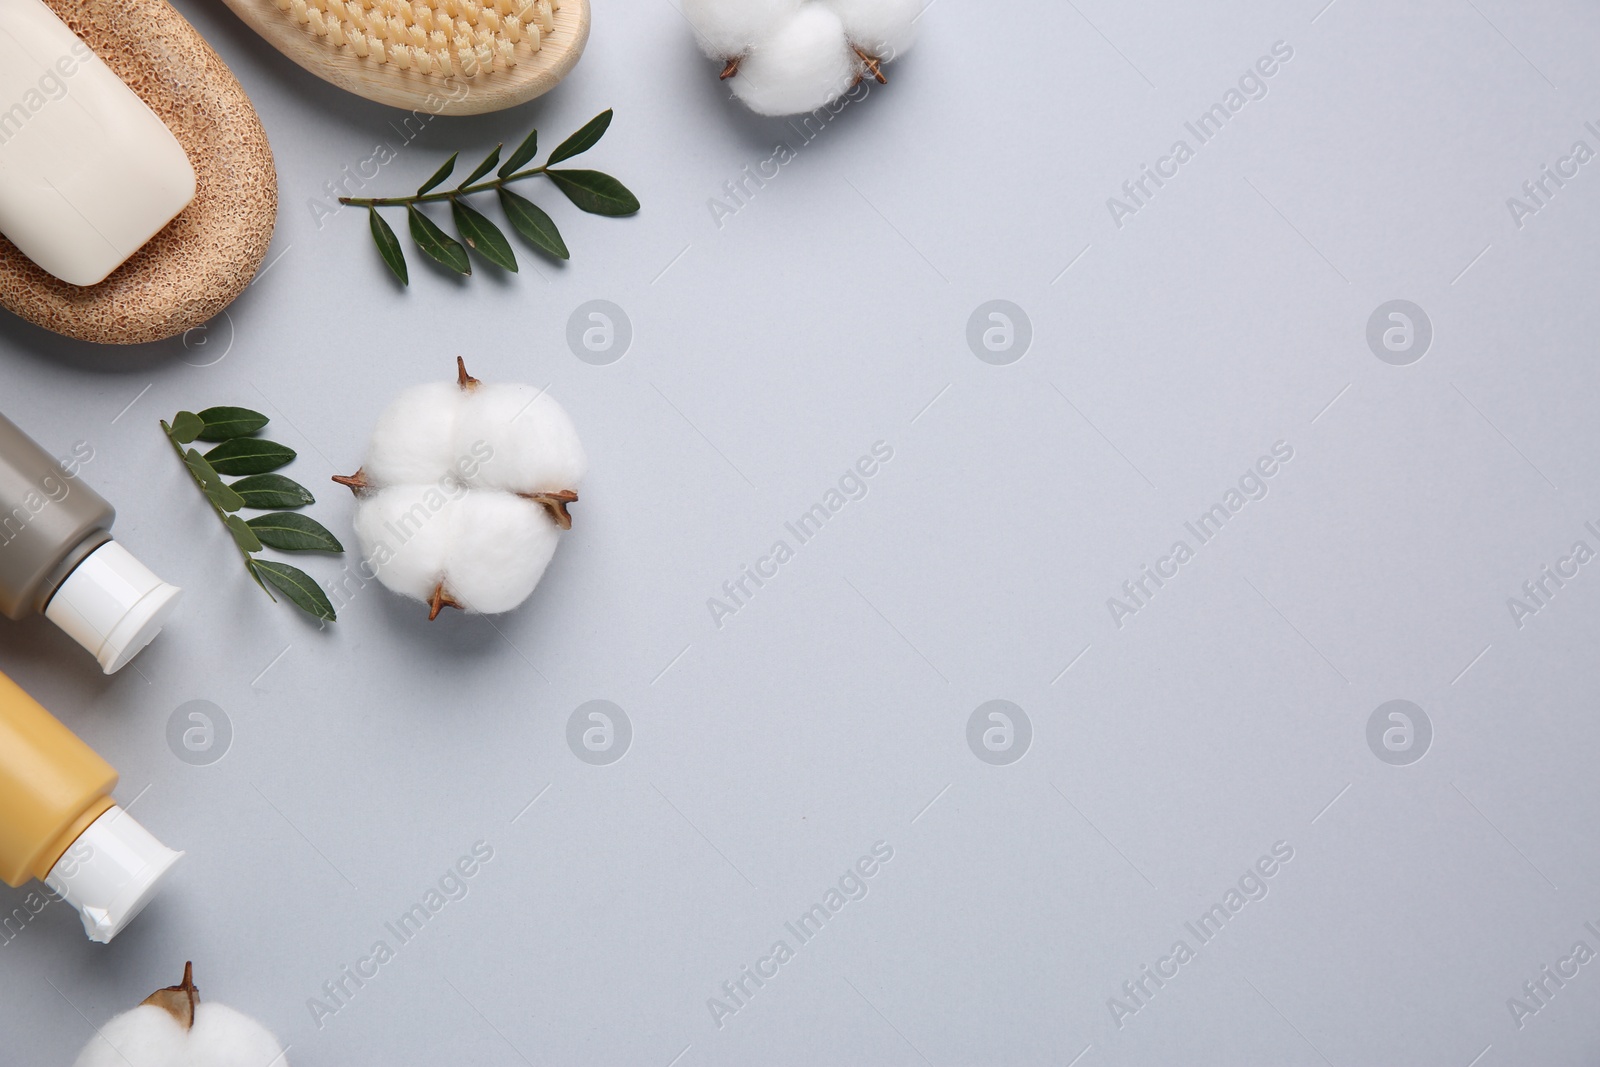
left=353, top=485, right=458, bottom=600
left=184, top=1004, right=290, bottom=1067
left=362, top=382, right=464, bottom=486
left=683, top=0, right=801, bottom=57
left=731, top=5, right=856, bottom=116
left=444, top=492, right=559, bottom=613
left=342, top=360, right=584, bottom=619
left=456, top=383, right=587, bottom=494
left=824, top=0, right=919, bottom=58
left=72, top=1003, right=290, bottom=1067
left=72, top=1007, right=187, bottom=1067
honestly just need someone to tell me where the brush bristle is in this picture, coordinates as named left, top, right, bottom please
left=276, top=0, right=558, bottom=76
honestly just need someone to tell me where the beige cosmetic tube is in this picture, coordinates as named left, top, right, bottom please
left=0, top=669, right=181, bottom=942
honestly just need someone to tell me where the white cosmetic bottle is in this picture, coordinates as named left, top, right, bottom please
left=0, top=0, right=196, bottom=286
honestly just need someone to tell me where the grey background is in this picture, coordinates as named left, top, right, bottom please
left=1, top=0, right=1598, bottom=1063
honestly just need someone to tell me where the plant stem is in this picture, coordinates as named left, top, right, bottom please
left=339, top=166, right=549, bottom=209
left=160, top=421, right=266, bottom=589
left=161, top=422, right=226, bottom=529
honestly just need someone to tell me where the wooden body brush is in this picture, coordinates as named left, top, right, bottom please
left=218, top=0, right=589, bottom=114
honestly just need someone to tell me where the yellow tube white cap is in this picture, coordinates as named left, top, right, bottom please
left=44, top=805, right=182, bottom=943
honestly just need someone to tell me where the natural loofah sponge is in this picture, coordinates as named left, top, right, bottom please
left=336, top=357, right=585, bottom=619
left=72, top=963, right=289, bottom=1067
left=685, top=0, right=918, bottom=115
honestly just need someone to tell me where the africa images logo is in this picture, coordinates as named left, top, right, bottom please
left=0, top=41, right=93, bottom=150
left=706, top=842, right=894, bottom=1030
left=1106, top=441, right=1294, bottom=629
left=1107, top=841, right=1295, bottom=1031
left=1105, top=41, right=1295, bottom=229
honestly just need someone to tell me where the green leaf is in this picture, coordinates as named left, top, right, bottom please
left=243, top=557, right=270, bottom=593
left=408, top=206, right=471, bottom=275
left=225, top=514, right=263, bottom=553
left=246, top=512, right=344, bottom=553
left=460, top=144, right=502, bottom=188
left=252, top=559, right=337, bottom=621
left=230, top=474, right=315, bottom=510
left=244, top=557, right=275, bottom=599
left=205, top=481, right=246, bottom=514
left=499, top=128, right=538, bottom=177
left=499, top=189, right=568, bottom=259
left=169, top=411, right=204, bottom=444
left=195, top=406, right=269, bottom=442
left=417, top=151, right=458, bottom=195
left=451, top=200, right=517, bottom=272
left=204, top=438, right=296, bottom=475
left=547, top=170, right=640, bottom=216
left=182, top=448, right=245, bottom=512
left=369, top=208, right=408, bottom=285
left=546, top=109, right=612, bottom=166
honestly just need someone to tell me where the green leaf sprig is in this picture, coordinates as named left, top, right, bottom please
left=339, top=109, right=640, bottom=285
left=161, top=407, right=343, bottom=622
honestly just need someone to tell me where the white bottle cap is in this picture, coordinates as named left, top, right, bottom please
left=44, top=541, right=182, bottom=675
left=44, top=805, right=183, bottom=944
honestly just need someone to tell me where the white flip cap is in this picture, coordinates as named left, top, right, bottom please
left=44, top=805, right=183, bottom=944
left=44, top=540, right=181, bottom=674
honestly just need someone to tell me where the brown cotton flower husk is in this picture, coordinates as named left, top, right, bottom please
left=142, top=961, right=200, bottom=1030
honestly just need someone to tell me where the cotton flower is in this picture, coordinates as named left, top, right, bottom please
left=72, top=963, right=288, bottom=1067
left=336, top=357, right=585, bottom=619
left=822, top=0, right=920, bottom=57
left=729, top=5, right=855, bottom=116
left=684, top=0, right=800, bottom=58
left=363, top=380, right=463, bottom=486
left=685, top=0, right=918, bottom=115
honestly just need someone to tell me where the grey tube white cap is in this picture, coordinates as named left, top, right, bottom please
left=44, top=541, right=182, bottom=674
